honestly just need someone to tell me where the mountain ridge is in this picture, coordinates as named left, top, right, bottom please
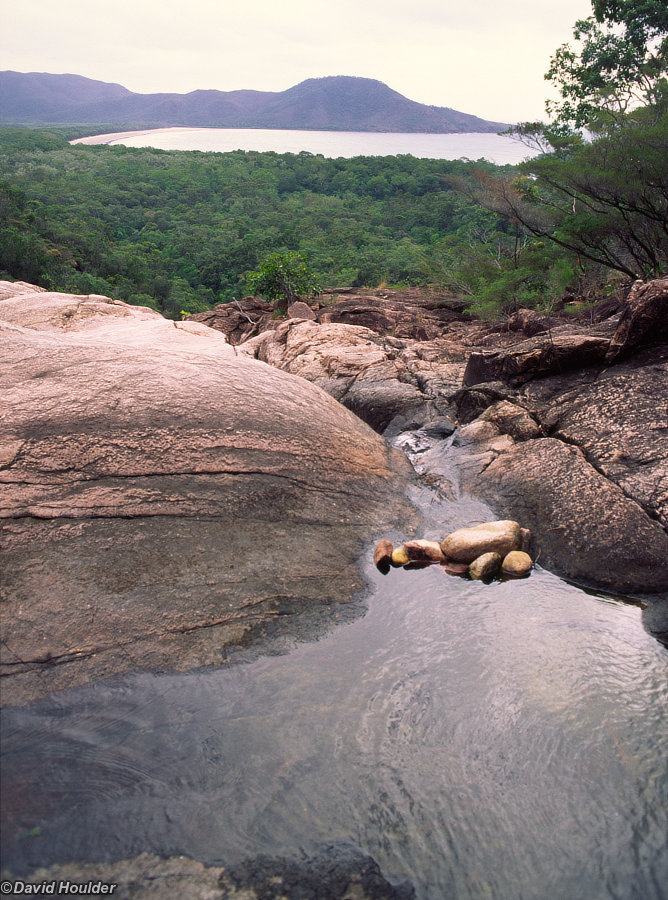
left=0, top=72, right=509, bottom=133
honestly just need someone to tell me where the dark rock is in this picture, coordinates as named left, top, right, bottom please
left=191, top=296, right=277, bottom=344
left=452, top=382, right=514, bottom=424
left=506, top=308, right=557, bottom=336
left=224, top=843, right=416, bottom=900
left=462, top=328, right=614, bottom=387
left=605, top=277, right=668, bottom=363
left=8, top=846, right=416, bottom=900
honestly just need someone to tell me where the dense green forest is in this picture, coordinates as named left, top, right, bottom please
left=1, top=0, right=665, bottom=320
left=0, top=129, right=535, bottom=317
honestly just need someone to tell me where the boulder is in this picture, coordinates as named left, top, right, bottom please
left=239, top=319, right=459, bottom=434
left=0, top=283, right=415, bottom=705
left=373, top=539, right=393, bottom=573
left=501, top=550, right=533, bottom=577
left=402, top=539, right=445, bottom=563
left=605, top=277, right=668, bottom=363
left=469, top=551, right=502, bottom=580
left=286, top=299, right=317, bottom=320
left=440, top=520, right=521, bottom=563
left=474, top=439, right=668, bottom=594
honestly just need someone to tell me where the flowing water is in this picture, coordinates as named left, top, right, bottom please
left=2, top=431, right=667, bottom=898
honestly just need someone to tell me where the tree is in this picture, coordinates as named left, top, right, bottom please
left=545, top=0, right=668, bottom=129
left=245, top=251, right=321, bottom=310
left=469, top=0, right=668, bottom=281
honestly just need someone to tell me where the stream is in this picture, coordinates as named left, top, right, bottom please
left=2, top=429, right=667, bottom=899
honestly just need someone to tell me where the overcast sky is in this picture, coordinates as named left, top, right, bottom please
left=2, top=0, right=594, bottom=123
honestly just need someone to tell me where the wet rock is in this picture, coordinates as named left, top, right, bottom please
left=9, top=846, right=416, bottom=900
left=224, top=843, right=416, bottom=900
left=0, top=283, right=415, bottom=705
left=442, top=561, right=471, bottom=576
left=440, top=520, right=521, bottom=563
left=469, top=552, right=503, bottom=580
left=374, top=539, right=394, bottom=573
left=501, top=550, right=533, bottom=577
left=402, top=539, right=445, bottom=563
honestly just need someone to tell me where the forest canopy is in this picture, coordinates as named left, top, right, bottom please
left=1, top=0, right=665, bottom=321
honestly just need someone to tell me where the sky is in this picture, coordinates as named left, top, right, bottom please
left=1, top=0, right=594, bottom=124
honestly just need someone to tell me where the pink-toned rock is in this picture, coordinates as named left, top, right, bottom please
left=0, top=282, right=415, bottom=705
left=287, top=300, right=317, bottom=320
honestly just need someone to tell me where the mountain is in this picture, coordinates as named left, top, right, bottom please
left=0, top=72, right=508, bottom=133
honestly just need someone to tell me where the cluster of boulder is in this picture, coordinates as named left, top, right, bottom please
left=226, top=279, right=668, bottom=596
left=374, top=519, right=533, bottom=582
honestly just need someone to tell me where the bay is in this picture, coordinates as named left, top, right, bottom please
left=72, top=126, right=539, bottom=165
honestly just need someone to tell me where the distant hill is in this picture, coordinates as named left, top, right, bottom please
left=0, top=72, right=508, bottom=133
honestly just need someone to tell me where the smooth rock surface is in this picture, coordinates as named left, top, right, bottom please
left=0, top=283, right=415, bottom=705
left=440, top=520, right=521, bottom=563
left=468, top=551, right=502, bottom=580
left=501, top=550, right=533, bottom=577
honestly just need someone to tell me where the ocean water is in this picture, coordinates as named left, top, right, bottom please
left=73, top=127, right=539, bottom=165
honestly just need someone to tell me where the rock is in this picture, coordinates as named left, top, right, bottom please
left=519, top=527, right=534, bottom=554
left=374, top=539, right=394, bottom=572
left=506, top=307, right=558, bottom=336
left=316, top=287, right=472, bottom=340
left=476, top=400, right=542, bottom=442
left=474, top=438, right=668, bottom=594
left=462, top=327, right=614, bottom=387
left=469, top=551, right=502, bottom=580
left=605, top=277, right=668, bottom=363
left=402, top=539, right=445, bottom=563
left=239, top=319, right=460, bottom=434
left=440, top=520, right=521, bottom=563
left=441, top=561, right=470, bottom=576
left=501, top=550, right=533, bottom=577
left=522, top=346, right=668, bottom=530
left=391, top=545, right=411, bottom=566
left=14, top=845, right=415, bottom=900
left=286, top=299, right=317, bottom=320
left=190, top=295, right=277, bottom=344
left=0, top=283, right=415, bottom=705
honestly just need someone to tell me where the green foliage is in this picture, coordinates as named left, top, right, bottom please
left=245, top=251, right=320, bottom=309
left=428, top=210, right=582, bottom=319
left=474, top=1, right=668, bottom=287
left=545, top=0, right=668, bottom=128
left=0, top=128, right=507, bottom=316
